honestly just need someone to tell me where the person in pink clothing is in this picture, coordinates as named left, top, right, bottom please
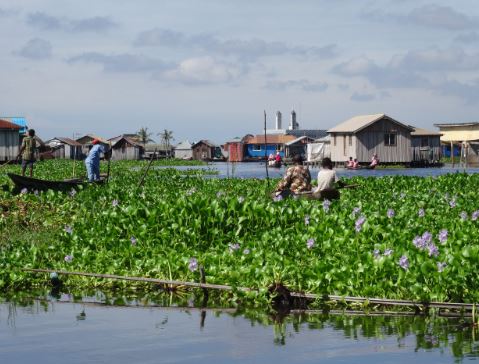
left=353, top=158, right=360, bottom=168
left=369, top=154, right=379, bottom=169
left=346, top=157, right=354, bottom=168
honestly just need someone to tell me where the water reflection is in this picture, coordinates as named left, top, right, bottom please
left=1, top=291, right=478, bottom=363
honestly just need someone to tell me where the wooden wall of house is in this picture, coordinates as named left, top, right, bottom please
left=0, top=130, right=20, bottom=161
left=112, top=144, right=141, bottom=160
left=411, top=136, right=442, bottom=162
left=330, top=133, right=357, bottom=162
left=192, top=144, right=213, bottom=160
left=355, top=119, right=412, bottom=163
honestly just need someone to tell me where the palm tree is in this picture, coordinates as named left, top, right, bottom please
left=158, top=129, right=174, bottom=157
left=136, top=127, right=154, bottom=146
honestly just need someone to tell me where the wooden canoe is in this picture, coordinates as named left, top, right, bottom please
left=7, top=173, right=105, bottom=194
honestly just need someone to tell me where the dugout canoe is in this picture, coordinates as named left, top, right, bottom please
left=7, top=173, right=105, bottom=193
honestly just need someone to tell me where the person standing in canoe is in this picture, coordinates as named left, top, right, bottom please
left=85, top=139, right=109, bottom=182
left=17, top=129, right=38, bottom=177
left=273, top=154, right=311, bottom=198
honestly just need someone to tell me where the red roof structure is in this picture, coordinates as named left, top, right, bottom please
left=0, top=119, right=21, bottom=130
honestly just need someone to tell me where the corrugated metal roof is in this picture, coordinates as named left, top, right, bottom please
left=246, top=134, right=296, bottom=144
left=111, top=136, right=142, bottom=148
left=328, top=114, right=414, bottom=133
left=0, top=119, right=21, bottom=130
left=285, top=136, right=315, bottom=146
left=434, top=122, right=479, bottom=127
left=286, top=129, right=328, bottom=139
left=52, top=137, right=82, bottom=146
left=192, top=140, right=216, bottom=148
left=175, top=140, right=193, bottom=149
left=410, top=127, right=442, bottom=136
left=76, top=134, right=108, bottom=144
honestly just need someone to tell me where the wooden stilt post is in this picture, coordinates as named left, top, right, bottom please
left=264, top=110, right=270, bottom=188
left=451, top=141, right=454, bottom=167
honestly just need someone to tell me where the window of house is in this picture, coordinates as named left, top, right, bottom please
left=421, top=137, right=429, bottom=147
left=252, top=144, right=262, bottom=151
left=384, top=133, right=397, bottom=146
left=348, top=135, right=352, bottom=146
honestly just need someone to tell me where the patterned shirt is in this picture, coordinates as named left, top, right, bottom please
left=21, top=136, right=37, bottom=160
left=275, top=165, right=312, bottom=194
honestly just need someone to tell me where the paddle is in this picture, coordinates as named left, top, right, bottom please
left=106, top=142, right=112, bottom=183
left=0, top=160, right=12, bottom=169
left=138, top=148, right=157, bottom=188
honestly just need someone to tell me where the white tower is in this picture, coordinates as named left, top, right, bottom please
left=275, top=111, right=282, bottom=130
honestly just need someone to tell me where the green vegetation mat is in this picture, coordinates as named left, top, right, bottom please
left=1, top=160, right=478, bottom=305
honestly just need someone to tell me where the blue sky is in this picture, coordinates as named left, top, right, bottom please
left=1, top=0, right=479, bottom=143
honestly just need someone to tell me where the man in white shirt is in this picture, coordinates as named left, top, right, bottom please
left=313, top=157, right=345, bottom=200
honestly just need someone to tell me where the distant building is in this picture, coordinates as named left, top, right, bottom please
left=76, top=134, right=109, bottom=156
left=192, top=140, right=219, bottom=160
left=0, top=119, right=21, bottom=161
left=223, top=135, right=254, bottom=162
left=328, top=114, right=414, bottom=164
left=410, top=127, right=442, bottom=163
left=243, top=134, right=296, bottom=159
left=109, top=135, right=144, bottom=160
left=0, top=116, right=28, bottom=134
left=144, top=143, right=173, bottom=159
left=173, top=140, right=193, bottom=160
left=46, top=137, right=83, bottom=160
left=434, top=122, right=479, bottom=164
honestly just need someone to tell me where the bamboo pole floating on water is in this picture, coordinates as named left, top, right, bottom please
left=22, top=268, right=476, bottom=311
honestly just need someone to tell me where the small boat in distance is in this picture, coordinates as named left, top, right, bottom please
left=7, top=173, right=105, bottom=194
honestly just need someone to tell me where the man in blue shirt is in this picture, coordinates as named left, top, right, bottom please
left=85, top=139, right=109, bottom=182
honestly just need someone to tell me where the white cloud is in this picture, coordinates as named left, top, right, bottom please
left=27, top=11, right=118, bottom=33
left=160, top=56, right=244, bottom=85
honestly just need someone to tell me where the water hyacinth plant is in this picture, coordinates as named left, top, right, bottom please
left=1, top=160, right=479, bottom=305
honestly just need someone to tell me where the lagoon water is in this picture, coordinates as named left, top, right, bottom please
left=1, top=297, right=476, bottom=364
left=162, top=162, right=479, bottom=179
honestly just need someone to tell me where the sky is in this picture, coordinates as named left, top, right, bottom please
left=1, top=0, right=479, bottom=143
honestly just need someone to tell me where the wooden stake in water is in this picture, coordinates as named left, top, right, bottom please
left=264, top=110, right=270, bottom=188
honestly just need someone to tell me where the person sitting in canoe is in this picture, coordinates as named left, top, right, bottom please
left=273, top=154, right=311, bottom=199
left=353, top=158, right=360, bottom=169
left=274, top=151, right=282, bottom=167
left=85, top=139, right=110, bottom=182
left=312, top=157, right=345, bottom=200
left=346, top=156, right=354, bottom=168
left=369, top=154, right=379, bottom=169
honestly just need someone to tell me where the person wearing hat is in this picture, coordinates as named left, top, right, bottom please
left=84, top=139, right=109, bottom=182
left=273, top=154, right=311, bottom=198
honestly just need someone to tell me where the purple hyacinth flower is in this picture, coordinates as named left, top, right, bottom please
left=130, top=236, right=137, bottom=246
left=437, top=262, right=447, bottom=273
left=69, top=189, right=77, bottom=197
left=373, top=249, right=381, bottom=259
left=186, top=188, right=196, bottom=196
left=216, top=191, right=223, bottom=198
left=229, top=243, right=240, bottom=252
left=243, top=248, right=250, bottom=255
left=64, top=225, right=73, bottom=234
left=449, top=199, right=456, bottom=208
left=64, top=255, right=73, bottom=263
left=304, top=215, right=310, bottom=225
left=398, top=255, right=409, bottom=270
left=418, top=208, right=425, bottom=217
left=472, top=210, right=479, bottom=221
left=400, top=192, right=406, bottom=199
left=273, top=194, right=283, bottom=202
left=384, top=248, right=393, bottom=257
left=112, top=199, right=119, bottom=207
left=20, top=188, right=28, bottom=194
left=34, top=190, right=39, bottom=196
left=387, top=209, right=395, bottom=218
left=427, top=243, right=439, bottom=257
left=438, top=229, right=448, bottom=244
left=352, top=207, right=361, bottom=215
left=355, top=215, right=366, bottom=233
left=460, top=211, right=468, bottom=221
left=323, top=199, right=331, bottom=212
left=306, top=238, right=315, bottom=249
left=188, top=257, right=198, bottom=272
left=238, top=196, right=245, bottom=203
left=413, top=235, right=424, bottom=249
left=422, top=231, right=432, bottom=245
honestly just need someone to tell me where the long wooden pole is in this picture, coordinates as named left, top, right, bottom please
left=106, top=142, right=112, bottom=183
left=22, top=268, right=476, bottom=311
left=264, top=110, right=270, bottom=188
left=138, top=148, right=157, bottom=187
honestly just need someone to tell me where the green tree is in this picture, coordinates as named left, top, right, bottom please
left=158, top=129, right=174, bottom=157
left=136, top=127, right=154, bottom=146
